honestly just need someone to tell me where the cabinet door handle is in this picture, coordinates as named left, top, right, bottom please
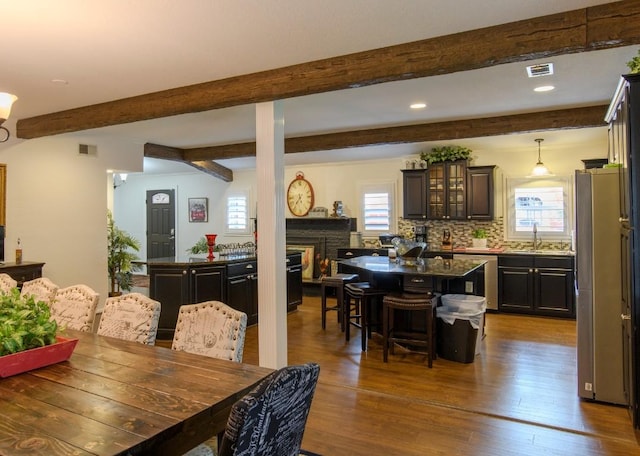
left=411, top=278, right=425, bottom=284
left=372, top=253, right=379, bottom=256
left=191, top=270, right=196, bottom=275
left=529, top=268, right=533, bottom=273
left=622, top=313, right=631, bottom=321
left=245, top=264, right=254, bottom=270
left=345, top=252, right=354, bottom=257
left=182, top=270, right=187, bottom=275
left=620, top=217, right=629, bottom=223
left=286, top=258, right=290, bottom=263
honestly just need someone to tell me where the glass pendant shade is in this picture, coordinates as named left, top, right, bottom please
left=529, top=138, right=553, bottom=177
left=0, top=92, right=18, bottom=121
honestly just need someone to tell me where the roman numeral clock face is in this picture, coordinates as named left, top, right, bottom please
left=287, top=172, right=315, bottom=217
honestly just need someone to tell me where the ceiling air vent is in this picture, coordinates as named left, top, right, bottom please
left=526, top=63, right=554, bottom=78
left=78, top=144, right=98, bottom=156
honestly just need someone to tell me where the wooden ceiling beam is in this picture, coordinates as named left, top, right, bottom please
left=144, top=142, right=233, bottom=182
left=174, top=105, right=608, bottom=161
left=17, top=1, right=640, bottom=139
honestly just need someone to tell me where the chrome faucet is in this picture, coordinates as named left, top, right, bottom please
left=532, top=222, right=539, bottom=251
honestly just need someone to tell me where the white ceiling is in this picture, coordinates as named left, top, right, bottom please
left=1, top=0, right=637, bottom=173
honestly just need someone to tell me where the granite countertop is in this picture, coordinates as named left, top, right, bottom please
left=340, top=255, right=485, bottom=278
left=428, top=247, right=575, bottom=257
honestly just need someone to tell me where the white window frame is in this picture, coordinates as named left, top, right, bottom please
left=504, top=175, right=573, bottom=241
left=358, top=180, right=396, bottom=236
left=225, top=189, right=251, bottom=236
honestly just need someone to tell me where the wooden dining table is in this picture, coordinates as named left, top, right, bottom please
left=0, top=329, right=273, bottom=456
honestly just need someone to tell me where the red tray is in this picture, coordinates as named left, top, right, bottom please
left=0, top=336, right=78, bottom=378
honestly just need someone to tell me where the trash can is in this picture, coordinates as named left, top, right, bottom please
left=436, top=294, right=486, bottom=363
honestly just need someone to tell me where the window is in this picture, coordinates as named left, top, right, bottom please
left=226, top=191, right=250, bottom=235
left=506, top=176, right=572, bottom=241
left=359, top=181, right=396, bottom=234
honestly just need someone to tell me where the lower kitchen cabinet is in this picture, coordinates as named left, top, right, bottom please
left=150, top=253, right=303, bottom=336
left=498, top=254, right=575, bottom=318
left=150, top=263, right=226, bottom=339
left=226, top=260, right=259, bottom=326
left=286, top=253, right=303, bottom=310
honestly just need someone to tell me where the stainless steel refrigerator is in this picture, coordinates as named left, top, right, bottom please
left=576, top=168, right=626, bottom=405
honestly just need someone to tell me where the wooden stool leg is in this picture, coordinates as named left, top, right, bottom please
left=321, top=283, right=327, bottom=330
left=345, top=294, right=352, bottom=342
left=389, top=307, right=395, bottom=355
left=336, top=285, right=344, bottom=330
left=426, top=308, right=433, bottom=368
left=383, top=301, right=389, bottom=362
left=361, top=297, right=367, bottom=352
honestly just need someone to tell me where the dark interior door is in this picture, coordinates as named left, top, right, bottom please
left=147, top=189, right=175, bottom=259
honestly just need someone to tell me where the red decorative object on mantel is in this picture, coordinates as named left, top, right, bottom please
left=0, top=336, right=79, bottom=378
left=205, top=234, right=217, bottom=261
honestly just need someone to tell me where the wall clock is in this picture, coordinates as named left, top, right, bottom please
left=287, top=171, right=314, bottom=217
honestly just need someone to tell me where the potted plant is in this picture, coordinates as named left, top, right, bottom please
left=472, top=228, right=488, bottom=248
left=0, top=289, right=78, bottom=377
left=107, top=211, right=142, bottom=296
left=187, top=237, right=209, bottom=254
left=420, top=145, right=472, bottom=165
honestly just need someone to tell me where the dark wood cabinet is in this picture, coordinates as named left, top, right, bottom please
left=227, top=260, right=258, bottom=326
left=427, top=160, right=467, bottom=220
left=150, top=263, right=226, bottom=339
left=498, top=255, right=574, bottom=318
left=466, top=165, right=495, bottom=220
left=286, top=253, right=303, bottom=311
left=0, top=262, right=44, bottom=287
left=401, top=169, right=427, bottom=219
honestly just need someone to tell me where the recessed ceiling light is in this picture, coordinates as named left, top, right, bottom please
left=51, top=79, right=68, bottom=85
left=410, top=102, right=427, bottom=109
left=534, top=85, right=555, bottom=92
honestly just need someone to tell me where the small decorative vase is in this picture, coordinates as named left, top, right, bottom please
left=205, top=234, right=217, bottom=260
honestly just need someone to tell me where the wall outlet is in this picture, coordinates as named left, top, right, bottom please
left=465, top=281, right=474, bottom=293
left=584, top=382, right=593, bottom=392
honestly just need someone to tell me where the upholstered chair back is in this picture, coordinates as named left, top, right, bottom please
left=171, top=301, right=247, bottom=362
left=218, top=363, right=320, bottom=456
left=97, top=292, right=161, bottom=345
left=20, top=277, right=59, bottom=307
left=52, top=284, right=99, bottom=332
left=0, top=273, right=17, bottom=294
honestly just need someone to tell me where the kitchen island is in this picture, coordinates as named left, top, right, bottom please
left=148, top=252, right=302, bottom=338
left=339, top=255, right=485, bottom=294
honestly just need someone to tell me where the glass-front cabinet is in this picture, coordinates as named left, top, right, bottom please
left=427, top=160, right=467, bottom=220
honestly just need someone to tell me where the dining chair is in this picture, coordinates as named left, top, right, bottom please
left=97, top=292, right=161, bottom=345
left=218, top=362, right=320, bottom=456
left=20, top=277, right=59, bottom=306
left=0, top=273, right=17, bottom=294
left=51, top=284, right=99, bottom=332
left=171, top=300, right=247, bottom=362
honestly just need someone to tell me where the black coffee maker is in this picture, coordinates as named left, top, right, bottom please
left=414, top=225, right=427, bottom=243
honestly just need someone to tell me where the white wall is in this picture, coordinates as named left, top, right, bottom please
left=0, top=134, right=142, bottom=309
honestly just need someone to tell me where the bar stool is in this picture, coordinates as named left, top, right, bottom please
left=321, top=273, right=359, bottom=330
left=344, top=282, right=387, bottom=351
left=382, top=292, right=440, bottom=368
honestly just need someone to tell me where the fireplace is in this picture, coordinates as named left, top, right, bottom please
left=286, top=218, right=352, bottom=279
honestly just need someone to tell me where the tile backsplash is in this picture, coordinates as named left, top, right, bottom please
left=389, top=218, right=570, bottom=251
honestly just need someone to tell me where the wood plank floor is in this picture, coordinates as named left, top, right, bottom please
left=236, top=296, right=640, bottom=455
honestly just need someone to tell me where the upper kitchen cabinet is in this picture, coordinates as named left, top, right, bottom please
left=466, top=165, right=495, bottom=220
left=427, top=160, right=467, bottom=220
left=401, top=169, right=428, bottom=219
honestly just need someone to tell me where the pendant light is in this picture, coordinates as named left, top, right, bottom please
left=529, top=138, right=553, bottom=177
left=0, top=92, right=18, bottom=143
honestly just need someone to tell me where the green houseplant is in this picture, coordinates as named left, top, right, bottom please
left=107, top=211, right=142, bottom=296
left=471, top=228, right=488, bottom=248
left=420, top=145, right=472, bottom=165
left=627, top=49, right=640, bottom=74
left=0, top=289, right=58, bottom=356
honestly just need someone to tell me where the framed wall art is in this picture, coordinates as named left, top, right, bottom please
left=188, top=197, right=208, bottom=222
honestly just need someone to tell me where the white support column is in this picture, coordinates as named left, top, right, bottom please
left=255, top=101, right=287, bottom=369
